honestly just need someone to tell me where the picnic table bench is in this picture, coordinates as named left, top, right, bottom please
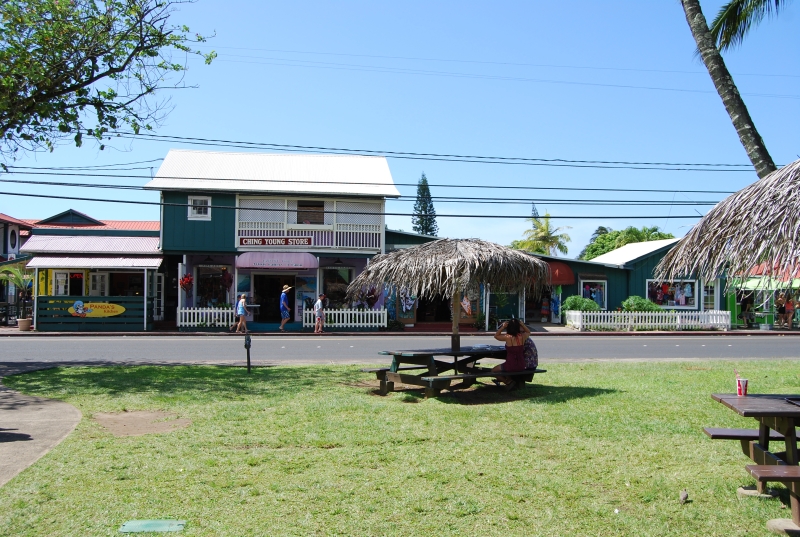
left=362, top=345, right=545, bottom=398
left=709, top=393, right=800, bottom=533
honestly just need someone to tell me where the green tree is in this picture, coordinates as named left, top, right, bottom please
left=679, top=0, right=776, bottom=178
left=514, top=213, right=571, bottom=256
left=411, top=173, right=438, bottom=236
left=710, top=0, right=791, bottom=51
left=508, top=239, right=545, bottom=254
left=581, top=231, right=621, bottom=260
left=580, top=226, right=674, bottom=261
left=578, top=226, right=613, bottom=259
left=0, top=0, right=215, bottom=161
left=0, top=265, right=33, bottom=319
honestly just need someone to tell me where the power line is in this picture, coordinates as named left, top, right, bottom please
left=1, top=190, right=705, bottom=219
left=0, top=176, right=721, bottom=205
left=198, top=45, right=800, bottom=79
left=109, top=132, right=759, bottom=171
left=2, top=169, right=738, bottom=195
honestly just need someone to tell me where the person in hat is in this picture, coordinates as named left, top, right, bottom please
left=279, top=284, right=293, bottom=332
left=314, top=293, right=326, bottom=333
left=235, top=293, right=250, bottom=333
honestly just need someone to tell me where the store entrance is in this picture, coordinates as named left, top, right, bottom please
left=253, top=274, right=294, bottom=322
left=417, top=294, right=451, bottom=322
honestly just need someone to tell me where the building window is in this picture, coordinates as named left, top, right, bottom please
left=9, top=229, right=17, bottom=250
left=196, top=266, right=233, bottom=307
left=322, top=268, right=352, bottom=309
left=188, top=196, right=211, bottom=220
left=703, top=281, right=716, bottom=310
left=580, top=280, right=607, bottom=310
left=646, top=279, right=697, bottom=309
left=297, top=200, right=324, bottom=225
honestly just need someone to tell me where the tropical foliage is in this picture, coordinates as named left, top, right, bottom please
left=579, top=226, right=674, bottom=261
left=411, top=173, right=438, bottom=236
left=0, top=0, right=215, bottom=161
left=621, top=295, right=663, bottom=312
left=709, top=0, right=790, bottom=51
left=562, top=295, right=600, bottom=312
left=512, top=213, right=571, bottom=256
left=0, top=265, right=33, bottom=318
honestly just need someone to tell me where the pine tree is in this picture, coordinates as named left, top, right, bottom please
left=412, top=173, right=438, bottom=236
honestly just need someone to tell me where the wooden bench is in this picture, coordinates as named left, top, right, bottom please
left=419, top=369, right=547, bottom=398
left=704, top=427, right=788, bottom=458
left=747, top=465, right=800, bottom=482
left=361, top=366, right=431, bottom=395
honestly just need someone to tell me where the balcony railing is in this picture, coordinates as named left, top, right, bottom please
left=238, top=222, right=381, bottom=250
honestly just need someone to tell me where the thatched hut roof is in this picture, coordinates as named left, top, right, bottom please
left=346, top=238, right=550, bottom=300
left=656, top=159, right=800, bottom=285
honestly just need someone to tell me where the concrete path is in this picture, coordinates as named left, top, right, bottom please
left=0, top=363, right=82, bottom=488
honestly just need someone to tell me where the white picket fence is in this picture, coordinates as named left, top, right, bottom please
left=177, top=307, right=237, bottom=329
left=565, top=310, right=731, bottom=332
left=303, top=307, right=387, bottom=329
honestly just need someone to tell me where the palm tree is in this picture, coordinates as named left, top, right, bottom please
left=0, top=265, right=33, bottom=319
left=709, top=0, right=791, bottom=51
left=614, top=226, right=674, bottom=249
left=679, top=0, right=776, bottom=179
left=518, top=213, right=571, bottom=256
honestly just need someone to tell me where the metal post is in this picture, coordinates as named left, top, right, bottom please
left=484, top=284, right=490, bottom=332
left=33, top=267, right=38, bottom=330
left=451, top=293, right=461, bottom=353
left=244, top=334, right=252, bottom=373
left=143, top=268, right=147, bottom=331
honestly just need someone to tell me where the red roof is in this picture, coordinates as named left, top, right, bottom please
left=21, top=219, right=159, bottom=231
left=0, top=213, right=33, bottom=229
left=748, top=262, right=800, bottom=281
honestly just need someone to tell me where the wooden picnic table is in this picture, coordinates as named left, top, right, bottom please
left=712, top=393, right=800, bottom=532
left=368, top=345, right=545, bottom=398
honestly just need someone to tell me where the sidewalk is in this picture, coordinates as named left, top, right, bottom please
left=0, top=362, right=82, bottom=488
left=1, top=324, right=797, bottom=336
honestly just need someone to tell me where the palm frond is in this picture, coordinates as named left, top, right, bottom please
left=710, top=0, right=787, bottom=51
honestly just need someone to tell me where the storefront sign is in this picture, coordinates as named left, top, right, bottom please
left=239, top=237, right=313, bottom=246
left=68, top=300, right=127, bottom=318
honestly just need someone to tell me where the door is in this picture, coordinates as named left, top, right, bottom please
left=154, top=273, right=164, bottom=321
left=89, top=273, right=109, bottom=297
left=253, top=274, right=295, bottom=323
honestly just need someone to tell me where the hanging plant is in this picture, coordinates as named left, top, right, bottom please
left=179, top=274, right=194, bottom=294
left=220, top=269, right=233, bottom=291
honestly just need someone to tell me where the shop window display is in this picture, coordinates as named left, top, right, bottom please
left=581, top=280, right=606, bottom=310
left=323, top=268, right=352, bottom=309
left=196, top=266, right=233, bottom=307
left=646, top=279, right=696, bottom=309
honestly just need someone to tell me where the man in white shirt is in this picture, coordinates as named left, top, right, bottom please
left=314, top=293, right=326, bottom=333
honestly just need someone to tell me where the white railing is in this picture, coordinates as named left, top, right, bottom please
left=177, top=307, right=237, bottom=329
left=237, top=222, right=382, bottom=250
left=565, top=310, right=731, bottom=332
left=303, top=307, right=387, bottom=328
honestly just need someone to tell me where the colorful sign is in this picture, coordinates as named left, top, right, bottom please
left=239, top=237, right=313, bottom=247
left=68, top=300, right=126, bottom=318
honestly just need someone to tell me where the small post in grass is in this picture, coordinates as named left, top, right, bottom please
left=244, top=334, right=252, bottom=373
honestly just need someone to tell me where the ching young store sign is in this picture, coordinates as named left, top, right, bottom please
left=239, top=237, right=313, bottom=246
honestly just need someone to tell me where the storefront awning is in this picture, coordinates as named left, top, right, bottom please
left=27, top=256, right=163, bottom=269
left=236, top=252, right=319, bottom=270
left=546, top=261, right=575, bottom=285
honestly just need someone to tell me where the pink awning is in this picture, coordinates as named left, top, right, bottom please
left=236, top=252, right=319, bottom=270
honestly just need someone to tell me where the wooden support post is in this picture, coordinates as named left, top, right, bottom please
left=451, top=292, right=461, bottom=353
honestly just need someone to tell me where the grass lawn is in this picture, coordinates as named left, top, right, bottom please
left=1, top=361, right=799, bottom=536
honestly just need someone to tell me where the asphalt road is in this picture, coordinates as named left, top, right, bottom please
left=1, top=334, right=799, bottom=368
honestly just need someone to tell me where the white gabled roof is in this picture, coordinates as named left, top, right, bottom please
left=589, top=238, right=680, bottom=266
left=21, top=236, right=160, bottom=255
left=144, top=150, right=401, bottom=198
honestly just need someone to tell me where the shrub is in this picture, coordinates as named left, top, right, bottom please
left=622, top=295, right=663, bottom=312
left=563, top=295, right=600, bottom=312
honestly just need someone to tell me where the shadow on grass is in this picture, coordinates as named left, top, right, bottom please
left=400, top=383, right=617, bottom=406
left=2, top=363, right=354, bottom=401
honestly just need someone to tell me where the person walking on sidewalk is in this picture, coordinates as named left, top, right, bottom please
left=279, top=284, right=292, bottom=332
left=314, top=293, right=326, bottom=333
left=235, top=294, right=250, bottom=333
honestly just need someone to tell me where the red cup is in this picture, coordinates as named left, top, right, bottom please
left=737, top=378, right=748, bottom=396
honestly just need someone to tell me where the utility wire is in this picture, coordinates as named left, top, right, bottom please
left=1, top=169, right=739, bottom=195
left=107, top=132, right=759, bottom=170
left=0, top=176, right=720, bottom=205
left=0, top=190, right=705, bottom=219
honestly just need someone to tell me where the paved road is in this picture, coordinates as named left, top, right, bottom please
left=1, top=334, right=799, bottom=368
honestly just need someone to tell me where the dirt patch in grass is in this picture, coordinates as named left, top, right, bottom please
left=92, top=410, right=191, bottom=437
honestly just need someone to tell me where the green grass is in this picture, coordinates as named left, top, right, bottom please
left=1, top=361, right=799, bottom=536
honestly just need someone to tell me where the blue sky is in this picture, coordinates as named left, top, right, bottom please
left=4, top=0, right=798, bottom=256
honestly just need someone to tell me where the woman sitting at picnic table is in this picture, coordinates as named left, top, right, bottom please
left=491, top=319, right=531, bottom=388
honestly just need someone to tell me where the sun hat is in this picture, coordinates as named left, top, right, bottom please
left=282, top=285, right=293, bottom=291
